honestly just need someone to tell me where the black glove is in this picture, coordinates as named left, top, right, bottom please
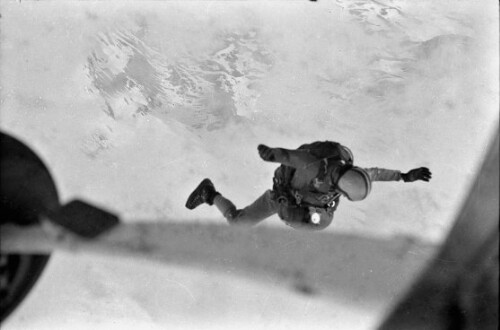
left=401, top=167, right=432, bottom=182
left=258, top=144, right=277, bottom=162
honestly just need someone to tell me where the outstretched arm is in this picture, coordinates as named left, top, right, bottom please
left=258, top=144, right=318, bottom=169
left=363, top=167, right=432, bottom=182
left=363, top=168, right=403, bottom=182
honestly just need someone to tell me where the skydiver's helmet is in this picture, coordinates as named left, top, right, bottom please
left=337, top=166, right=372, bottom=201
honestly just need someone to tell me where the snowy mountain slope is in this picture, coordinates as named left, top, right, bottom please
left=85, top=28, right=273, bottom=130
left=1, top=0, right=497, bottom=241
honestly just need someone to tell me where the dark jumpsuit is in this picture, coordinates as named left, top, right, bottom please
left=213, top=148, right=402, bottom=230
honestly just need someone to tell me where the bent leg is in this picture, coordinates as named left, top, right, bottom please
left=213, top=190, right=278, bottom=226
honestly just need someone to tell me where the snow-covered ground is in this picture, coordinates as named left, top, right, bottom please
left=1, top=0, right=498, bottom=329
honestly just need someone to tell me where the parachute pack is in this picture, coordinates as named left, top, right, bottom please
left=272, top=141, right=354, bottom=209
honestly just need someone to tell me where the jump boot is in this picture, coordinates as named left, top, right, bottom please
left=185, top=178, right=219, bottom=210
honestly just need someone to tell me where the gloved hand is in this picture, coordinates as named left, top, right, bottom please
left=258, top=144, right=281, bottom=162
left=401, top=167, right=432, bottom=182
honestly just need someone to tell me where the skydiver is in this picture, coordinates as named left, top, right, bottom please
left=186, top=141, right=432, bottom=230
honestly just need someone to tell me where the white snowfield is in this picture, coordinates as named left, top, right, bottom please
left=0, top=0, right=498, bottom=329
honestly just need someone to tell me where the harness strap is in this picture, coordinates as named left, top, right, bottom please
left=290, top=189, right=340, bottom=210
left=272, top=144, right=353, bottom=211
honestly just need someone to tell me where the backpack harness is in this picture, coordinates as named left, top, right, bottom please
left=272, top=141, right=354, bottom=213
